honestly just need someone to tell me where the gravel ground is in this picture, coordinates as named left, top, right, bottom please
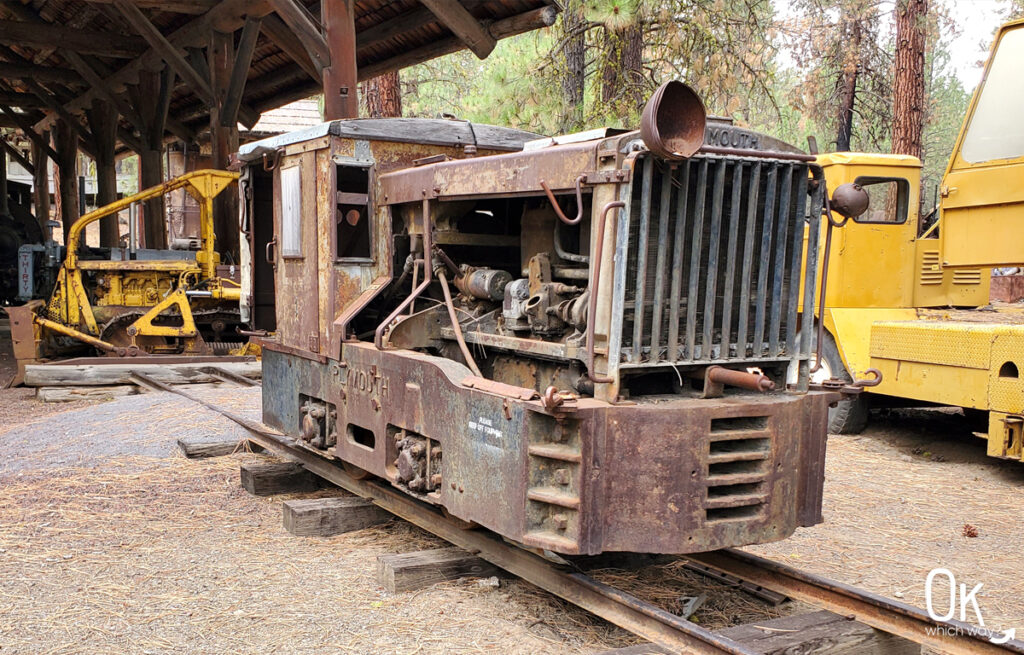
left=1, top=326, right=1022, bottom=651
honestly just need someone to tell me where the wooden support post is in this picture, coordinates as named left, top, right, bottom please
left=178, top=436, right=260, bottom=459
left=321, top=0, right=358, bottom=120
left=52, top=118, right=79, bottom=245
left=129, top=67, right=171, bottom=250
left=596, top=611, right=919, bottom=655
left=85, top=98, right=120, bottom=247
left=0, top=143, right=8, bottom=216
left=282, top=496, right=392, bottom=537
left=240, top=461, right=318, bottom=496
left=30, top=132, right=49, bottom=233
left=377, top=547, right=504, bottom=593
left=208, top=29, right=240, bottom=259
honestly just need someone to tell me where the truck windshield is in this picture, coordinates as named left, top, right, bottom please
left=960, top=26, right=1024, bottom=163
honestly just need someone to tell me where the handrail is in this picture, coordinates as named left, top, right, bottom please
left=65, top=169, right=239, bottom=269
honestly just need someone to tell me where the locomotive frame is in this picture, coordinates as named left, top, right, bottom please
left=237, top=87, right=836, bottom=556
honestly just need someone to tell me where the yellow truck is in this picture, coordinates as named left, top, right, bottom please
left=811, top=18, right=1024, bottom=461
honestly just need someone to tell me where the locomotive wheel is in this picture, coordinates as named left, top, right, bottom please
left=811, top=330, right=870, bottom=434
left=99, top=313, right=169, bottom=355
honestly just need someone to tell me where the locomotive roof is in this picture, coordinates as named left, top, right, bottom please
left=236, top=118, right=543, bottom=162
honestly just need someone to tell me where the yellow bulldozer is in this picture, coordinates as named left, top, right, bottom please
left=8, top=169, right=250, bottom=383
left=809, top=18, right=1024, bottom=461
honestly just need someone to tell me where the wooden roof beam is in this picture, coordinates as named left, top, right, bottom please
left=81, top=0, right=219, bottom=14
left=261, top=13, right=320, bottom=81
left=0, top=91, right=47, bottom=109
left=418, top=0, right=494, bottom=59
left=37, top=0, right=275, bottom=131
left=0, top=19, right=147, bottom=58
left=359, top=6, right=556, bottom=80
left=0, top=106, right=57, bottom=162
left=0, top=138, right=32, bottom=174
left=221, top=17, right=262, bottom=127
left=112, top=0, right=260, bottom=129
left=268, top=0, right=330, bottom=73
left=0, top=61, right=80, bottom=85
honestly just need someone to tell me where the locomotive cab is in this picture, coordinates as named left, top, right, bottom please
left=237, top=86, right=836, bottom=556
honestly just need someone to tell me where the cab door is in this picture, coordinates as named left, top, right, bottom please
left=940, top=21, right=1024, bottom=268
left=273, top=152, right=320, bottom=352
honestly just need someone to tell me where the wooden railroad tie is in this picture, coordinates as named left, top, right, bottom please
left=178, top=436, right=262, bottom=459
left=239, top=460, right=319, bottom=496
left=282, top=496, right=391, bottom=537
left=599, top=610, right=919, bottom=655
left=377, top=547, right=505, bottom=593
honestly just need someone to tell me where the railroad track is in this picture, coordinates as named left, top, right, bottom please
left=147, top=376, right=1023, bottom=655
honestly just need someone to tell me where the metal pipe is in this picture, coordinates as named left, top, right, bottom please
left=375, top=195, right=434, bottom=349
left=810, top=189, right=848, bottom=373
left=586, top=200, right=625, bottom=383
left=438, top=270, right=483, bottom=378
left=553, top=219, right=588, bottom=263
left=35, top=316, right=131, bottom=356
left=706, top=365, right=775, bottom=392
left=540, top=175, right=585, bottom=225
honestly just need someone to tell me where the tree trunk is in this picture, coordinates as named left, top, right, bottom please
left=560, top=0, right=586, bottom=130
left=53, top=119, right=79, bottom=246
left=86, top=98, right=120, bottom=247
left=600, top=22, right=644, bottom=118
left=834, top=18, right=862, bottom=152
left=364, top=71, right=402, bottom=118
left=31, top=133, right=50, bottom=235
left=892, top=0, right=928, bottom=158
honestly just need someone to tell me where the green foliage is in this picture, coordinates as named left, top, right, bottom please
left=400, top=0, right=980, bottom=177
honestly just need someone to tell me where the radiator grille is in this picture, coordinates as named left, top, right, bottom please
left=920, top=250, right=943, bottom=285
left=953, top=269, right=982, bottom=285
left=614, top=155, right=820, bottom=366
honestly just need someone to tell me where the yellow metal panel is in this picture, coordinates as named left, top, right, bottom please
left=989, top=334, right=1024, bottom=413
left=869, top=321, right=992, bottom=368
left=825, top=307, right=918, bottom=376
left=987, top=412, right=1023, bottom=460
left=869, top=358, right=990, bottom=408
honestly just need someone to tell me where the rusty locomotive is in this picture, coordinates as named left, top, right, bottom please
left=236, top=83, right=835, bottom=556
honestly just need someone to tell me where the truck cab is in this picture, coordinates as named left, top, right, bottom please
left=812, top=19, right=1024, bottom=460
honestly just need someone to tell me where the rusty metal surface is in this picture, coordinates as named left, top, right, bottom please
left=640, top=80, right=707, bottom=160
left=261, top=345, right=831, bottom=555
left=148, top=378, right=1007, bottom=655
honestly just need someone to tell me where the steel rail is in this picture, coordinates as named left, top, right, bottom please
left=687, top=550, right=1024, bottom=655
left=141, top=375, right=1024, bottom=655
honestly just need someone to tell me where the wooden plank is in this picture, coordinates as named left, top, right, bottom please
left=0, top=138, right=32, bottom=174
left=23, top=361, right=262, bottom=387
left=0, top=91, right=46, bottom=109
left=240, top=461, right=318, bottom=496
left=282, top=496, right=391, bottom=537
left=81, top=0, right=218, bottom=14
left=0, top=19, right=147, bottom=57
left=177, top=436, right=261, bottom=459
left=597, top=611, right=919, bottom=655
left=36, top=385, right=140, bottom=402
left=377, top=547, right=503, bottom=593
left=418, top=0, right=495, bottom=59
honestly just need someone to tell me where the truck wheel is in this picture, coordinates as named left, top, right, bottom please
left=811, top=331, right=870, bottom=434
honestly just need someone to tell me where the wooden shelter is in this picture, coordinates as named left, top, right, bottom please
left=0, top=0, right=559, bottom=252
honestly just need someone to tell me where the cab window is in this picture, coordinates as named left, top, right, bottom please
left=960, top=26, right=1024, bottom=163
left=852, top=176, right=909, bottom=225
